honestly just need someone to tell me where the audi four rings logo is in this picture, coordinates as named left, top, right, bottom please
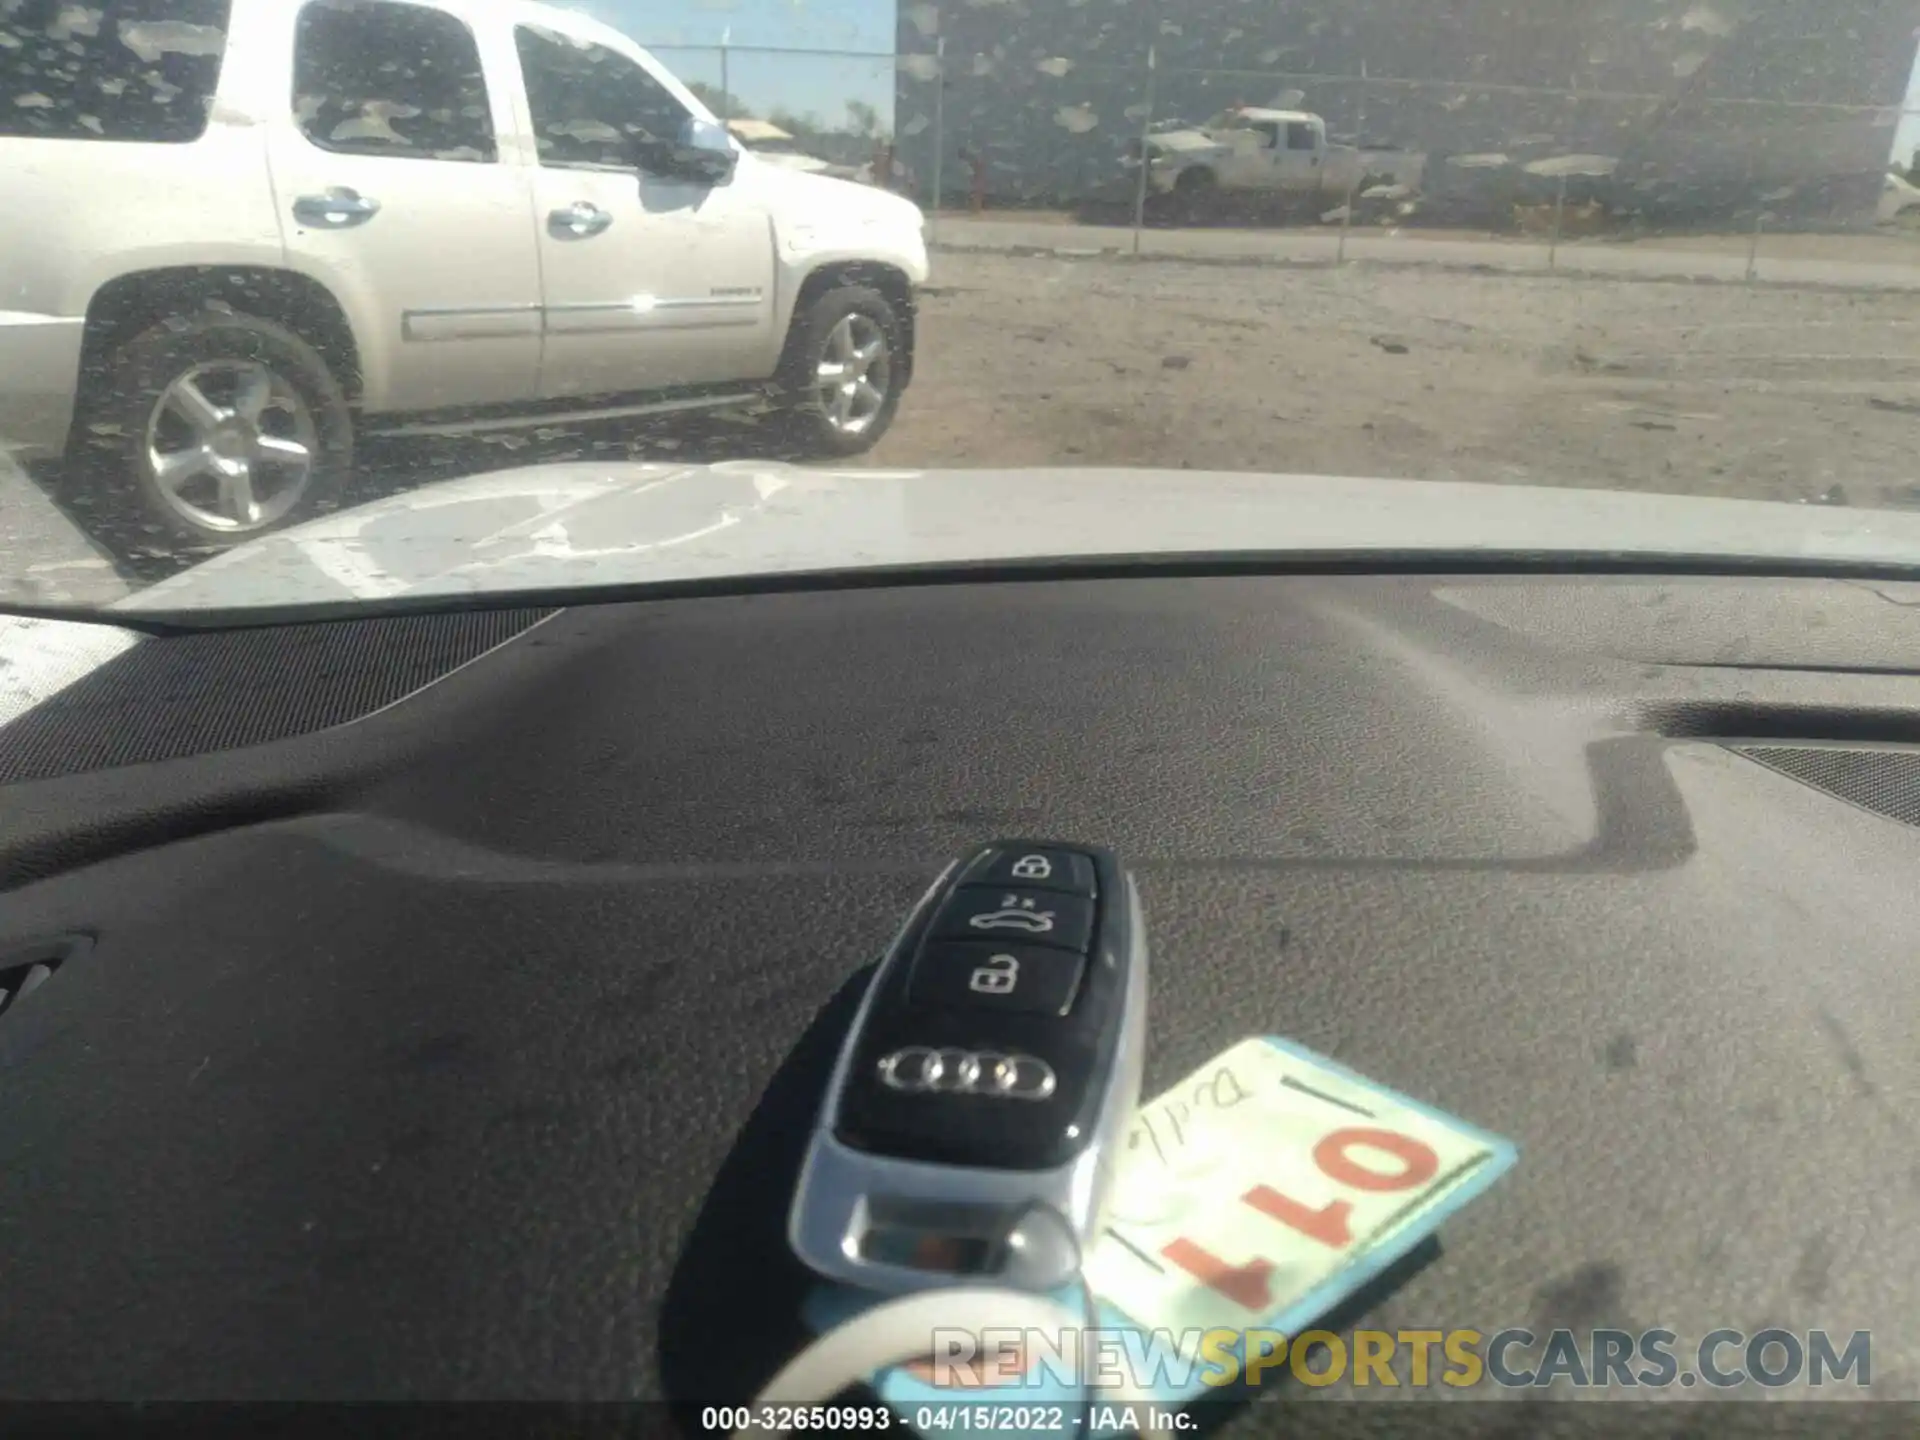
left=876, top=1047, right=1058, bottom=1101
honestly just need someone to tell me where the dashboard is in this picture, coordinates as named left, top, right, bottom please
left=0, top=569, right=1915, bottom=1435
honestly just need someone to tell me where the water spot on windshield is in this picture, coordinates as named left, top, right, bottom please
left=324, top=99, right=422, bottom=147
left=118, top=20, right=225, bottom=64
left=49, top=5, right=102, bottom=41
left=1054, top=104, right=1098, bottom=134
left=1680, top=6, right=1738, bottom=39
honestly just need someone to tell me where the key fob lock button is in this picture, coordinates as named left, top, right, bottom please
left=960, top=847, right=1098, bottom=898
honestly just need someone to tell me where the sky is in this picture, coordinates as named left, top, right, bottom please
left=579, top=0, right=898, bottom=130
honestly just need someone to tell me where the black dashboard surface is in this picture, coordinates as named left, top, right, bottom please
left=1, top=572, right=1917, bottom=1434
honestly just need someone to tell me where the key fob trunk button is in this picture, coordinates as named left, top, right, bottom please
left=928, top=884, right=1095, bottom=953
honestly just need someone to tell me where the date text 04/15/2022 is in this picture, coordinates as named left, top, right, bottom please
left=911, top=1406, right=1196, bottom=1434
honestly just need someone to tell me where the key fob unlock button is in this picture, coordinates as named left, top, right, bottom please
left=910, top=941, right=1086, bottom=1016
left=928, top=884, right=1094, bottom=953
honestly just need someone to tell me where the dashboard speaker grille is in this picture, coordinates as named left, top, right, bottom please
left=1732, top=743, right=1920, bottom=829
left=0, top=608, right=556, bottom=785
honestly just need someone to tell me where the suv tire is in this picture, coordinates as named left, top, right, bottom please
left=773, top=284, right=907, bottom=458
left=1172, top=165, right=1218, bottom=224
left=79, top=311, right=354, bottom=555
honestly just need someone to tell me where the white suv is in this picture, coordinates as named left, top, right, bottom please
left=0, top=0, right=929, bottom=549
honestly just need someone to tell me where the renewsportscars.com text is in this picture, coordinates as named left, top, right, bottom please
left=924, top=1327, right=1873, bottom=1391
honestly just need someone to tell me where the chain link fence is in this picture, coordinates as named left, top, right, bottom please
left=645, top=44, right=903, bottom=185
left=643, top=32, right=1920, bottom=273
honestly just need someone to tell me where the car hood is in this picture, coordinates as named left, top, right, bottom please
left=1147, top=129, right=1224, bottom=154
left=743, top=153, right=922, bottom=229
left=750, top=149, right=833, bottom=174
left=110, top=462, right=1920, bottom=616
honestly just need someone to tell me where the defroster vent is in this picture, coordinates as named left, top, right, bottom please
left=1732, top=743, right=1920, bottom=829
left=0, top=608, right=555, bottom=785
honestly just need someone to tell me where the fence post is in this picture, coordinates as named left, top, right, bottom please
left=928, top=36, right=946, bottom=240
left=1548, top=171, right=1566, bottom=269
left=1340, top=60, right=1364, bottom=264
left=1337, top=175, right=1356, bottom=264
left=1747, top=209, right=1763, bottom=282
left=1131, top=44, right=1156, bottom=256
left=718, top=30, right=730, bottom=121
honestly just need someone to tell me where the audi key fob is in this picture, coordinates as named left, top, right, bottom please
left=789, top=840, right=1148, bottom=1295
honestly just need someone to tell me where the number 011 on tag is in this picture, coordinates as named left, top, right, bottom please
left=1083, top=1037, right=1516, bottom=1337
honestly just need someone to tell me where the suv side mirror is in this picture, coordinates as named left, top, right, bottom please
left=631, top=118, right=738, bottom=186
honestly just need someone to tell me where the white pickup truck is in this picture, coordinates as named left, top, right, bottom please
left=0, top=0, right=928, bottom=550
left=1130, top=107, right=1424, bottom=214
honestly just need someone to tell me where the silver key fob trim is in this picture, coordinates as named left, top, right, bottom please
left=788, top=848, right=1149, bottom=1295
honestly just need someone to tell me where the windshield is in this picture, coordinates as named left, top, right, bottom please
left=5, top=0, right=1920, bottom=614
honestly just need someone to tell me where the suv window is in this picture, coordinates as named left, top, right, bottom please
left=293, top=0, right=494, bottom=163
left=515, top=24, right=691, bottom=171
left=0, top=0, right=233, bottom=143
left=1286, top=121, right=1318, bottom=151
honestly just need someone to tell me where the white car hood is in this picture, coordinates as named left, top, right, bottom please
left=741, top=152, right=921, bottom=230
left=109, top=462, right=1920, bottom=615
left=750, top=150, right=833, bottom=175
left=1148, top=129, right=1225, bottom=155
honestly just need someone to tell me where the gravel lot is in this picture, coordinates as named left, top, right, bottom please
left=12, top=247, right=1920, bottom=606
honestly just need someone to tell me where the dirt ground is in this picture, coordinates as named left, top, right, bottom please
left=865, top=250, right=1920, bottom=510
left=20, top=246, right=1920, bottom=607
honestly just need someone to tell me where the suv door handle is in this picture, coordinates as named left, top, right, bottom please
left=292, top=188, right=382, bottom=228
left=549, top=201, right=613, bottom=239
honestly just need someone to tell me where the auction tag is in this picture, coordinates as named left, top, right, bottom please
left=1084, top=1035, right=1511, bottom=1334
left=802, top=1036, right=1518, bottom=1438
